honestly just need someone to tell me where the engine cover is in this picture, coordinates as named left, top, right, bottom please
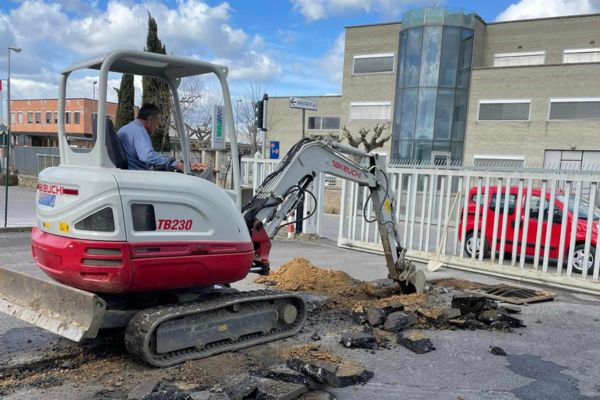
left=33, top=166, right=253, bottom=293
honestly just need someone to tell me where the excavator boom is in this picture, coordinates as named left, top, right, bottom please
left=243, top=138, right=426, bottom=293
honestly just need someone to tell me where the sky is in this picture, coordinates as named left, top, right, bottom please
left=1, top=0, right=599, bottom=108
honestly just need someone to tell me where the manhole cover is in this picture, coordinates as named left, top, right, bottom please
left=467, top=284, right=555, bottom=304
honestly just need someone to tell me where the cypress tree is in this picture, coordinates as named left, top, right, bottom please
left=142, top=13, right=171, bottom=152
left=114, top=73, right=135, bottom=131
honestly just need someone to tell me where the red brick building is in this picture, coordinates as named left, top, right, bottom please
left=9, top=98, right=118, bottom=147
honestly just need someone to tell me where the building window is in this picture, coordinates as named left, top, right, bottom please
left=54, top=112, right=58, bottom=124
left=544, top=150, right=600, bottom=170
left=549, top=98, right=600, bottom=120
left=10, top=113, right=15, bottom=124
left=45, top=112, right=52, bottom=124
left=27, top=112, right=33, bottom=124
left=308, top=116, right=340, bottom=130
left=74, top=111, right=81, bottom=124
left=563, top=48, right=600, bottom=64
left=349, top=102, right=391, bottom=120
left=35, top=112, right=41, bottom=124
left=65, top=112, right=71, bottom=124
left=493, top=51, right=545, bottom=67
left=478, top=100, right=531, bottom=121
left=353, top=53, right=395, bottom=75
left=17, top=112, right=23, bottom=124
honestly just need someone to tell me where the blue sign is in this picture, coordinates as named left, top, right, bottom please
left=38, top=194, right=56, bottom=208
left=269, top=141, right=280, bottom=159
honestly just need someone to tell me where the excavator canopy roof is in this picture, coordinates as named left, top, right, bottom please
left=61, top=49, right=227, bottom=80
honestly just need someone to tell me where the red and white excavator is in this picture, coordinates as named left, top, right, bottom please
left=0, top=50, right=425, bottom=366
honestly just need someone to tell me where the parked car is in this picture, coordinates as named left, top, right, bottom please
left=459, top=186, right=599, bottom=274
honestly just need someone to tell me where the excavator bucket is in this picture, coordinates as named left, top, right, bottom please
left=0, top=267, right=106, bottom=342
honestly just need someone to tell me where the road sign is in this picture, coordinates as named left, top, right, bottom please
left=289, top=97, right=317, bottom=111
left=269, top=141, right=280, bottom=159
left=211, top=105, right=225, bottom=150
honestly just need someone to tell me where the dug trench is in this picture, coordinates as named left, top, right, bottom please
left=0, top=257, right=529, bottom=399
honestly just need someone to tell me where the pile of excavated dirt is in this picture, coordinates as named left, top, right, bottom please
left=255, top=257, right=426, bottom=309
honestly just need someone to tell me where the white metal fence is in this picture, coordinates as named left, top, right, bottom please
left=241, top=155, right=325, bottom=235
left=337, top=164, right=600, bottom=295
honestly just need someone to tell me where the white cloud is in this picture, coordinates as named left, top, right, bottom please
left=290, top=0, right=430, bottom=21
left=496, top=0, right=600, bottom=21
left=314, top=32, right=345, bottom=90
left=0, top=0, right=282, bottom=100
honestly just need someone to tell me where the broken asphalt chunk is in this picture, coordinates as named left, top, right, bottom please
left=383, top=311, right=417, bottom=332
left=221, top=374, right=258, bottom=400
left=129, top=379, right=160, bottom=400
left=489, top=346, right=507, bottom=356
left=451, top=293, right=488, bottom=314
left=340, top=331, right=378, bottom=349
left=256, top=378, right=309, bottom=400
left=286, top=358, right=337, bottom=385
left=498, top=305, right=521, bottom=314
left=262, top=365, right=315, bottom=387
left=397, top=330, right=435, bottom=354
left=478, top=310, right=525, bottom=328
left=366, top=304, right=405, bottom=326
left=286, top=358, right=373, bottom=388
left=330, top=362, right=374, bottom=388
left=298, top=390, right=336, bottom=400
left=352, top=306, right=368, bottom=325
left=366, top=307, right=388, bottom=326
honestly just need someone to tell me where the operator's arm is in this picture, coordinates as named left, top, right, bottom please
left=132, top=127, right=180, bottom=170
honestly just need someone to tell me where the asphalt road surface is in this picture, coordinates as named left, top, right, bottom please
left=0, top=231, right=599, bottom=399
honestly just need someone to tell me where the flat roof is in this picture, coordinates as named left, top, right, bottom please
left=11, top=98, right=118, bottom=105
left=489, top=12, right=600, bottom=25
left=345, top=11, right=600, bottom=30
left=345, top=21, right=401, bottom=30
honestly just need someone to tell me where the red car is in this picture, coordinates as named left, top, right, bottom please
left=459, top=186, right=599, bottom=274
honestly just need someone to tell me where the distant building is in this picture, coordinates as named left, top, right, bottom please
left=267, top=7, right=600, bottom=168
left=9, top=98, right=118, bottom=147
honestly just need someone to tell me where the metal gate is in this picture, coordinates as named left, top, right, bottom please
left=337, top=164, right=600, bottom=295
left=241, top=154, right=324, bottom=236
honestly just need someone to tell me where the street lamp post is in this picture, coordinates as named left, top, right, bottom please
left=93, top=81, right=98, bottom=101
left=4, top=46, right=21, bottom=228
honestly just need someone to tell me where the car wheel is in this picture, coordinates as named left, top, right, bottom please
left=572, top=244, right=595, bottom=274
left=464, top=232, right=488, bottom=259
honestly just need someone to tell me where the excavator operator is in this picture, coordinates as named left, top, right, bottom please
left=117, top=103, right=185, bottom=172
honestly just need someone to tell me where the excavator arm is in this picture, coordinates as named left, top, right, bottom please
left=242, top=138, right=425, bottom=293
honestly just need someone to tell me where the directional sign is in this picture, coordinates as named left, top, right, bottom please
left=289, top=97, right=317, bottom=111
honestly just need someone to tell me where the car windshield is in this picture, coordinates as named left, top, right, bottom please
left=556, top=195, right=600, bottom=220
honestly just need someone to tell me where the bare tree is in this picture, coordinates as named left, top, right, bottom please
left=341, top=122, right=391, bottom=153
left=237, top=84, right=268, bottom=154
left=168, top=77, right=216, bottom=149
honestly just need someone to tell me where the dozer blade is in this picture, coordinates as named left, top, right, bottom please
left=0, top=267, right=106, bottom=342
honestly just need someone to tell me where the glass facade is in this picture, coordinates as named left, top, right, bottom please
left=391, top=7, right=475, bottom=162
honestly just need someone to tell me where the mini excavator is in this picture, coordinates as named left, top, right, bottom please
left=0, top=50, right=425, bottom=366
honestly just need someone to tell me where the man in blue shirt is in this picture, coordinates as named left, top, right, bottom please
left=117, top=103, right=183, bottom=171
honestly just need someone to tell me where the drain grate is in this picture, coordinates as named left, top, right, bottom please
left=467, top=284, right=555, bottom=304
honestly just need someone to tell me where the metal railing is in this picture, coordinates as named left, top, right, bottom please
left=240, top=154, right=324, bottom=236
left=37, top=154, right=61, bottom=175
left=338, top=164, right=600, bottom=294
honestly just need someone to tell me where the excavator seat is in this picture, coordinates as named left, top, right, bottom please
left=105, top=119, right=128, bottom=169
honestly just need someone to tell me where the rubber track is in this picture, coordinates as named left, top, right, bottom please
left=124, top=290, right=306, bottom=367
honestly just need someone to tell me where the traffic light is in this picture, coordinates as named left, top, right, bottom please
left=254, top=93, right=268, bottom=131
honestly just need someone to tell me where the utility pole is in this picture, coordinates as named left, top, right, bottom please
left=5, top=46, right=22, bottom=228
